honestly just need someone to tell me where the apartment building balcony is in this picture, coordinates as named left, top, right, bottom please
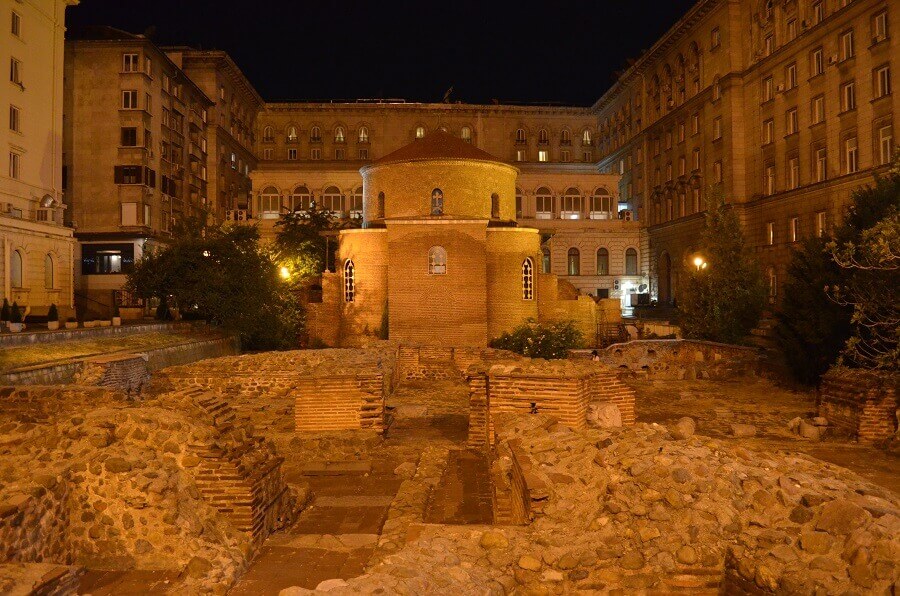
left=189, top=111, right=204, bottom=131
left=117, top=145, right=151, bottom=165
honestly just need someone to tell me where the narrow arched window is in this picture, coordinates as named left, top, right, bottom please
left=428, top=246, right=447, bottom=275
left=491, top=193, right=500, bottom=219
left=625, top=248, right=638, bottom=275
left=358, top=126, right=369, bottom=143
left=377, top=192, right=385, bottom=218
left=259, top=186, right=281, bottom=218
left=287, top=126, right=298, bottom=142
left=344, top=259, right=355, bottom=302
left=582, top=129, right=592, bottom=146
left=561, top=188, right=582, bottom=219
left=10, top=250, right=23, bottom=288
left=567, top=248, right=580, bottom=276
left=44, top=253, right=54, bottom=289
left=263, top=126, right=274, bottom=142
left=415, top=126, right=425, bottom=139
left=541, top=247, right=551, bottom=273
left=538, top=129, right=549, bottom=144
left=431, top=188, right=444, bottom=215
left=310, top=126, right=321, bottom=142
left=334, top=126, right=345, bottom=143
left=461, top=126, right=472, bottom=142
left=515, top=128, right=526, bottom=143
left=561, top=129, right=571, bottom=144
left=596, top=248, right=609, bottom=275
left=322, top=186, right=343, bottom=215
left=522, top=258, right=534, bottom=300
left=290, top=186, right=312, bottom=212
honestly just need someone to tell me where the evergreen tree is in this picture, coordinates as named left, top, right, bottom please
left=676, top=187, right=766, bottom=344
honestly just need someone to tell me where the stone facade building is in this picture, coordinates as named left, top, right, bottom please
left=594, top=0, right=897, bottom=304
left=0, top=0, right=78, bottom=318
left=250, top=102, right=646, bottom=304
left=307, top=132, right=605, bottom=347
left=64, top=28, right=215, bottom=315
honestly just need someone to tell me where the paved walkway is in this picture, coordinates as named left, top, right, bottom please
left=229, top=378, right=475, bottom=594
left=425, top=449, right=493, bottom=525
left=78, top=569, right=178, bottom=595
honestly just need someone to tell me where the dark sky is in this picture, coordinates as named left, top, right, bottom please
left=67, top=0, right=696, bottom=106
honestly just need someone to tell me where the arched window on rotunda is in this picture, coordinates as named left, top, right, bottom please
left=522, top=258, right=534, bottom=300
left=428, top=246, right=447, bottom=275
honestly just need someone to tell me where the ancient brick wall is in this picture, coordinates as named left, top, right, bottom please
left=588, top=369, right=637, bottom=425
left=594, top=339, right=762, bottom=380
left=73, top=354, right=150, bottom=395
left=0, top=474, right=73, bottom=565
left=337, top=229, right=389, bottom=346
left=819, top=368, right=898, bottom=443
left=485, top=228, right=541, bottom=341
left=398, top=345, right=518, bottom=382
left=294, top=373, right=385, bottom=433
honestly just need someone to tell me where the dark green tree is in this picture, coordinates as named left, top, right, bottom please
left=676, top=187, right=766, bottom=344
left=126, top=216, right=302, bottom=350
left=490, top=319, right=584, bottom=359
left=272, top=206, right=361, bottom=286
left=775, top=160, right=900, bottom=383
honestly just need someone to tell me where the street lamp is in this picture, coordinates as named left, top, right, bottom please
left=279, top=266, right=291, bottom=280
left=693, top=256, right=707, bottom=271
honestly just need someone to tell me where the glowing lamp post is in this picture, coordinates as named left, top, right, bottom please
left=279, top=266, right=291, bottom=280
left=693, top=256, right=708, bottom=271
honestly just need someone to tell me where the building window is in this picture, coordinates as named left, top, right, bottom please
left=812, top=48, right=825, bottom=76
left=263, top=126, right=274, bottom=142
left=428, top=246, right=447, bottom=275
left=764, top=34, right=775, bottom=56
left=522, top=258, right=534, bottom=300
left=8, top=56, right=21, bottom=86
left=878, top=124, right=894, bottom=165
left=516, top=150, right=525, bottom=162
left=811, top=95, right=825, bottom=124
left=561, top=150, right=570, bottom=162
left=813, top=1, right=824, bottom=24
left=763, top=76, right=774, bottom=102
left=310, top=126, right=321, bottom=142
left=311, top=148, right=321, bottom=160
left=567, top=248, right=580, bottom=276
left=692, top=113, right=700, bottom=135
left=358, top=126, right=369, bottom=143
left=786, top=62, right=797, bottom=89
left=582, top=130, right=592, bottom=146
left=766, top=221, right=775, bottom=245
left=768, top=267, right=777, bottom=302
left=334, top=126, right=345, bottom=143
left=286, top=126, right=298, bottom=142
left=788, top=156, right=800, bottom=189
left=790, top=216, right=800, bottom=242
left=713, top=160, right=723, bottom=183
left=289, top=186, right=312, bottom=212
left=377, top=192, right=385, bottom=218
left=625, top=248, right=638, bottom=275
left=335, top=148, right=345, bottom=160
left=358, top=148, right=368, bottom=160
left=9, top=105, right=20, bottom=132
left=10, top=249, right=23, bottom=288
left=121, top=90, right=138, bottom=109
left=288, top=148, right=297, bottom=160
left=263, top=148, right=274, bottom=159
left=535, top=188, right=553, bottom=219
left=693, top=148, right=701, bottom=170
left=765, top=164, right=776, bottom=195
left=711, top=27, right=721, bottom=49
left=538, top=129, right=549, bottom=144
left=321, top=187, right=343, bottom=214
left=561, top=188, right=582, bottom=219
left=121, top=127, right=137, bottom=146
left=431, top=188, right=444, bottom=215
left=11, top=10, right=20, bottom=37
left=815, top=147, right=827, bottom=181
left=713, top=117, right=722, bottom=140
left=344, top=259, right=355, bottom=302
left=816, top=211, right=827, bottom=237
left=787, top=18, right=797, bottom=41
left=120, top=202, right=138, bottom=226
left=874, top=66, right=891, bottom=98
left=596, top=248, right=609, bottom=275
left=43, top=253, right=54, bottom=289
left=349, top=187, right=363, bottom=219
left=786, top=108, right=799, bottom=135
left=8, top=151, right=20, bottom=179
left=515, top=128, right=526, bottom=143
left=538, top=150, right=549, bottom=162
left=763, top=119, right=775, bottom=144
left=873, top=10, right=888, bottom=41
left=541, top=247, right=551, bottom=273
left=844, top=136, right=859, bottom=173
left=415, top=126, right=425, bottom=139
left=839, top=30, right=854, bottom=61
left=840, top=81, right=856, bottom=112
left=259, top=186, right=281, bottom=218
left=123, top=53, right=139, bottom=72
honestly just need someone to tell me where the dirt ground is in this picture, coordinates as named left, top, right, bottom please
left=631, top=377, right=900, bottom=495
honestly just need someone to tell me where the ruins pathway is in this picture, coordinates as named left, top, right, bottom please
left=229, top=378, right=476, bottom=594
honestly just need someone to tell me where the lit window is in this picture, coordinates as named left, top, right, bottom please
left=567, top=248, right=580, bottom=276
left=516, top=150, right=526, bottom=162
left=561, top=188, right=582, bottom=219
left=10, top=250, right=23, bottom=288
left=287, top=126, right=298, bottom=142
left=815, top=147, right=827, bottom=181
left=334, top=127, right=345, bottom=143
left=596, top=248, right=609, bottom=275
left=535, top=188, right=553, bottom=219
left=522, top=258, right=534, bottom=300
left=415, top=126, right=425, bottom=139
left=431, top=188, right=443, bottom=215
left=839, top=30, right=854, bottom=61
left=344, top=259, right=355, bottom=302
left=812, top=95, right=825, bottom=124
left=790, top=216, right=800, bottom=242
left=844, top=137, right=858, bottom=173
left=461, top=126, right=471, bottom=142
left=358, top=126, right=369, bottom=143
left=878, top=124, right=893, bottom=165
left=428, top=246, right=447, bottom=275
left=582, top=129, right=592, bottom=146
left=625, top=248, right=638, bottom=276
left=538, top=150, right=549, bottom=162
left=816, top=212, right=827, bottom=238
left=766, top=221, right=775, bottom=245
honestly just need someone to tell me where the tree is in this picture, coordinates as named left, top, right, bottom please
left=676, top=187, right=766, bottom=344
left=126, top=216, right=303, bottom=350
left=490, top=319, right=584, bottom=359
left=775, top=159, right=900, bottom=383
left=272, top=206, right=361, bottom=286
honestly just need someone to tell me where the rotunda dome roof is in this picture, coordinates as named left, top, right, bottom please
left=372, top=131, right=503, bottom=166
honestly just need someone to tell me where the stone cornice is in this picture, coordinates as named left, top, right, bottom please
left=264, top=102, right=594, bottom=117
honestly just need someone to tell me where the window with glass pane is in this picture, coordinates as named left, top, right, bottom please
left=596, top=248, right=609, bottom=275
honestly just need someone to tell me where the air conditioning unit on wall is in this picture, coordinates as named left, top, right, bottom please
left=620, top=210, right=634, bottom=222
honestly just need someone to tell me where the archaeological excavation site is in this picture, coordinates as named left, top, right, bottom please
left=0, top=332, right=898, bottom=595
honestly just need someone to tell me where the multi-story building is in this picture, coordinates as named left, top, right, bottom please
left=64, top=26, right=214, bottom=314
left=250, top=102, right=646, bottom=302
left=164, top=48, right=263, bottom=223
left=1, top=0, right=78, bottom=319
left=594, top=0, right=896, bottom=305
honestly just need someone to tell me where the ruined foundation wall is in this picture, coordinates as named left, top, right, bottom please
left=595, top=339, right=762, bottom=380
left=819, top=367, right=898, bottom=443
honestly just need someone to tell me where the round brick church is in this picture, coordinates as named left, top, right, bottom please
left=308, top=132, right=600, bottom=348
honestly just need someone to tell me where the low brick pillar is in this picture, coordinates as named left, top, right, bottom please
left=294, top=373, right=385, bottom=433
left=589, top=369, right=636, bottom=425
left=819, top=368, right=898, bottom=442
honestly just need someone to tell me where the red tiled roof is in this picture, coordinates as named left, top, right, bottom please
left=373, top=131, right=502, bottom=165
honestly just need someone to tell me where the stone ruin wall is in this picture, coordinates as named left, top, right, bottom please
left=397, top=345, right=521, bottom=382
left=819, top=367, right=898, bottom=443
left=294, top=373, right=386, bottom=434
left=595, top=339, right=763, bottom=380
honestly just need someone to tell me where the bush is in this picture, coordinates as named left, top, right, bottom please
left=112, top=303, right=120, bottom=318
left=490, top=319, right=583, bottom=359
left=1, top=298, right=9, bottom=322
left=155, top=300, right=171, bottom=321
left=10, top=302, right=22, bottom=324
left=48, top=303, right=59, bottom=322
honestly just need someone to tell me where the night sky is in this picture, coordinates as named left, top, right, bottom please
left=67, top=0, right=697, bottom=106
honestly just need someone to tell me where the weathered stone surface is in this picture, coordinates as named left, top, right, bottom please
left=816, top=500, right=869, bottom=535
left=730, top=423, right=757, bottom=438
left=670, top=417, right=695, bottom=440
left=587, top=403, right=622, bottom=428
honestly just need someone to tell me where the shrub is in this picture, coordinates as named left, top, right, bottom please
left=48, top=303, right=59, bottom=322
left=10, top=302, right=22, bottom=324
left=155, top=300, right=170, bottom=321
left=112, top=303, right=120, bottom=318
left=1, top=298, right=9, bottom=321
left=490, top=319, right=584, bottom=359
